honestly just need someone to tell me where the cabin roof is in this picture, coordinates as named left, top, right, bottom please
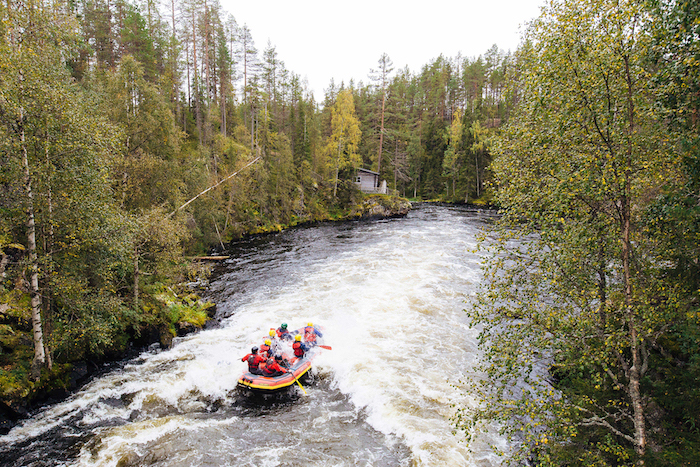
left=357, top=168, right=379, bottom=176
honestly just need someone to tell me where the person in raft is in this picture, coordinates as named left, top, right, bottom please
left=242, top=346, right=265, bottom=375
left=276, top=323, right=293, bottom=340
left=293, top=334, right=309, bottom=358
left=268, top=329, right=282, bottom=352
left=303, top=322, right=322, bottom=346
left=259, top=339, right=272, bottom=358
left=262, top=354, right=289, bottom=377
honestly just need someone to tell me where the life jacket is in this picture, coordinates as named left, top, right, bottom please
left=263, top=358, right=283, bottom=376
left=260, top=344, right=271, bottom=355
left=293, top=341, right=305, bottom=357
left=246, top=353, right=264, bottom=370
left=277, top=328, right=290, bottom=339
left=304, top=331, right=317, bottom=343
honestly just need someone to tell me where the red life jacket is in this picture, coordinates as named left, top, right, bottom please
left=246, top=353, right=264, bottom=370
left=293, top=341, right=305, bottom=357
left=263, top=359, right=284, bottom=375
left=260, top=344, right=271, bottom=355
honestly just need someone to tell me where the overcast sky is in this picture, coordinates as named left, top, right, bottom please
left=218, top=0, right=546, bottom=100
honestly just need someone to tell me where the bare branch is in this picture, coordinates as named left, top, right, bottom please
left=169, top=156, right=261, bottom=217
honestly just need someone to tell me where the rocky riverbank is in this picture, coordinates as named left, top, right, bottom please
left=352, top=194, right=412, bottom=219
left=0, top=195, right=411, bottom=435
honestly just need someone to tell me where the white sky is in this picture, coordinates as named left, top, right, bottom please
left=218, top=0, right=546, bottom=100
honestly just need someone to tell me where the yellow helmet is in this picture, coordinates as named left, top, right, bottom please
left=269, top=329, right=276, bottom=337
left=265, top=339, right=271, bottom=345
left=295, top=334, right=302, bottom=341
left=307, top=322, right=313, bottom=327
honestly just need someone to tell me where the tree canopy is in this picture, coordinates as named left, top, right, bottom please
left=0, top=0, right=510, bottom=402
left=457, top=0, right=700, bottom=465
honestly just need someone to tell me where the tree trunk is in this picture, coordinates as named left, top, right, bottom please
left=0, top=253, right=9, bottom=279
left=20, top=108, right=46, bottom=380
left=221, top=73, right=226, bottom=136
left=43, top=137, right=54, bottom=371
left=192, top=9, right=202, bottom=146
left=170, top=0, right=179, bottom=126
left=377, top=87, right=386, bottom=181
left=623, top=52, right=646, bottom=460
left=623, top=184, right=645, bottom=458
left=133, top=246, right=139, bottom=306
left=204, top=0, right=211, bottom=103
left=475, top=151, right=481, bottom=198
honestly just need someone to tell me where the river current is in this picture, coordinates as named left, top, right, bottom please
left=0, top=204, right=504, bottom=466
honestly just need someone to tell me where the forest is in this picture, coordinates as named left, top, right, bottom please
left=0, top=0, right=508, bottom=419
left=2, top=0, right=699, bottom=465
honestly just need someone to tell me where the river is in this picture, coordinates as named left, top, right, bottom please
left=0, top=203, right=505, bottom=467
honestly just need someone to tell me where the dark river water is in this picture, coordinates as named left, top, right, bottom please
left=0, top=204, right=504, bottom=466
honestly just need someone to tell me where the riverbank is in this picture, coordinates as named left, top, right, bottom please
left=0, top=285, right=215, bottom=434
left=0, top=193, right=411, bottom=434
left=0, top=204, right=496, bottom=467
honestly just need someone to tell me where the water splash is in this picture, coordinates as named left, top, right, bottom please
left=0, top=205, right=503, bottom=467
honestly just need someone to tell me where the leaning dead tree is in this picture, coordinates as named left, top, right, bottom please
left=169, top=156, right=261, bottom=217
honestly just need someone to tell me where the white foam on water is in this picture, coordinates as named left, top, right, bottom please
left=1, top=207, right=504, bottom=466
left=215, top=215, right=499, bottom=465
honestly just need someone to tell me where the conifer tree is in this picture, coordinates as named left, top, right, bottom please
left=370, top=53, right=393, bottom=180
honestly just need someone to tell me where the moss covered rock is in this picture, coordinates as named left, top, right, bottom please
left=355, top=194, right=412, bottom=219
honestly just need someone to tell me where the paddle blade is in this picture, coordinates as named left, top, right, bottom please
left=319, top=345, right=332, bottom=350
left=294, top=376, right=307, bottom=395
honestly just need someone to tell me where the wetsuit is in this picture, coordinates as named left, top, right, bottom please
left=304, top=326, right=323, bottom=337
left=242, top=352, right=265, bottom=375
left=304, top=326, right=322, bottom=345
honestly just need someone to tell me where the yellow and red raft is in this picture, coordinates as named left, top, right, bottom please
left=237, top=326, right=326, bottom=393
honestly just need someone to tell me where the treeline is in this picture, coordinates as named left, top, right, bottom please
left=70, top=0, right=511, bottom=203
left=0, top=0, right=508, bottom=406
left=458, top=0, right=700, bottom=465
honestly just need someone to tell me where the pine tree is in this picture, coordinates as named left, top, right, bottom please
left=370, top=53, right=393, bottom=180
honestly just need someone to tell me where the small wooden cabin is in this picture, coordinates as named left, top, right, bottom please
left=355, top=168, right=387, bottom=194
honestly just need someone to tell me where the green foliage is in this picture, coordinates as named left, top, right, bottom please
left=152, top=285, right=213, bottom=336
left=51, top=289, right=131, bottom=359
left=0, top=290, right=33, bottom=400
left=0, top=0, right=508, bottom=410
left=456, top=0, right=700, bottom=464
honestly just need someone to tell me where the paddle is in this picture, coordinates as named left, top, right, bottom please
left=291, top=371, right=307, bottom=395
left=319, top=345, right=332, bottom=350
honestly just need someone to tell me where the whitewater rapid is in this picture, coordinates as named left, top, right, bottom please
left=0, top=204, right=504, bottom=466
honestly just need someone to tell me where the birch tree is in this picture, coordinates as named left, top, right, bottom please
left=457, top=0, right=680, bottom=464
left=1, top=0, right=122, bottom=376
left=324, top=89, right=361, bottom=197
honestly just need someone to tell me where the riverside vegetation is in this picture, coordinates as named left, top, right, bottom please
left=454, top=0, right=700, bottom=466
left=2, top=0, right=699, bottom=465
left=0, top=0, right=495, bottom=426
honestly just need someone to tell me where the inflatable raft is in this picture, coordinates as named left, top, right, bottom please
left=237, top=327, right=325, bottom=393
